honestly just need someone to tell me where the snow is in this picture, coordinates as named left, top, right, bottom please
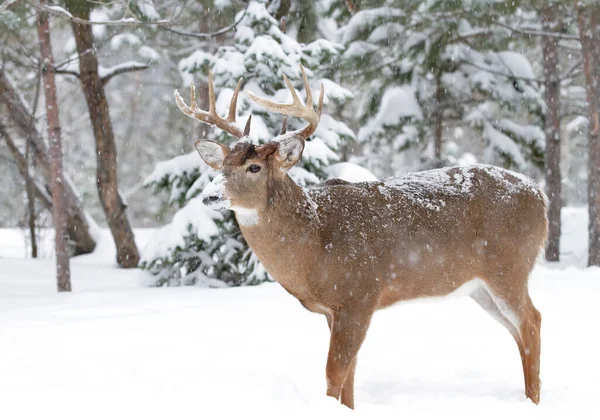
left=378, top=164, right=540, bottom=212
left=45, top=5, right=72, bottom=17
left=496, top=51, right=536, bottom=79
left=137, top=0, right=160, bottom=21
left=178, top=50, right=214, bottom=85
left=143, top=151, right=218, bottom=204
left=324, top=162, right=378, bottom=182
left=483, top=122, right=527, bottom=168
left=358, top=86, right=423, bottom=143
left=139, top=197, right=221, bottom=266
left=340, top=7, right=405, bottom=44
left=110, top=33, right=141, bottom=50
left=0, top=219, right=599, bottom=419
left=138, top=45, right=161, bottom=62
left=89, top=8, right=109, bottom=39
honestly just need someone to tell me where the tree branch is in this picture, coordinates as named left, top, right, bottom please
left=491, top=20, right=579, bottom=41
left=463, top=61, right=544, bottom=83
left=0, top=0, right=23, bottom=13
left=100, top=61, right=149, bottom=84
left=161, top=1, right=249, bottom=39
left=28, top=0, right=248, bottom=40
left=53, top=68, right=80, bottom=78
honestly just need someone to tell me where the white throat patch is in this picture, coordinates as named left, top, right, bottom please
left=231, top=207, right=260, bottom=226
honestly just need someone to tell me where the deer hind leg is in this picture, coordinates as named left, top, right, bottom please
left=340, top=357, right=357, bottom=409
left=473, top=280, right=541, bottom=404
left=325, top=308, right=372, bottom=409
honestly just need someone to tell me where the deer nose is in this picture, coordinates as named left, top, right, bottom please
left=203, top=195, right=220, bottom=206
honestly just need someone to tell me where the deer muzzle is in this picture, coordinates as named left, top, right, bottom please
left=200, top=174, right=230, bottom=211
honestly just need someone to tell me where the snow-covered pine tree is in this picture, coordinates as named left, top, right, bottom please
left=329, top=0, right=545, bottom=177
left=140, top=0, right=354, bottom=287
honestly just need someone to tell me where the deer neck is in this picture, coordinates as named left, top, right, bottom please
left=233, top=175, right=320, bottom=291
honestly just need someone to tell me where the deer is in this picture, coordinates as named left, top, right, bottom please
left=174, top=66, right=547, bottom=409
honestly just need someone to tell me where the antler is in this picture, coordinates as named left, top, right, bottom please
left=247, top=65, right=324, bottom=140
left=174, top=71, right=250, bottom=139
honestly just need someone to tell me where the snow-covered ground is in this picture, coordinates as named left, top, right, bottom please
left=0, top=208, right=598, bottom=419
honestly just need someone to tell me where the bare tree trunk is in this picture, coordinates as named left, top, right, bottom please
left=433, top=72, right=443, bottom=163
left=577, top=2, right=600, bottom=266
left=541, top=5, right=562, bottom=262
left=66, top=1, right=139, bottom=268
left=0, top=68, right=97, bottom=256
left=25, top=136, right=38, bottom=258
left=37, top=2, right=71, bottom=291
left=0, top=124, right=53, bottom=210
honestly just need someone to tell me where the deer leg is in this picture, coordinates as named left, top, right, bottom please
left=478, top=281, right=541, bottom=404
left=325, top=313, right=357, bottom=409
left=340, top=356, right=357, bottom=409
left=470, top=286, right=527, bottom=367
left=519, top=295, right=542, bottom=404
left=325, top=308, right=372, bottom=408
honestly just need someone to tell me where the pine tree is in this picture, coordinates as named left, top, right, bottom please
left=330, top=0, right=545, bottom=177
left=140, top=0, right=354, bottom=286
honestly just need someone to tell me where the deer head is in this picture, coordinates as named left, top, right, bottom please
left=174, top=65, right=324, bottom=217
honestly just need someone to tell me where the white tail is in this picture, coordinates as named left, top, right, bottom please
left=176, top=67, right=548, bottom=409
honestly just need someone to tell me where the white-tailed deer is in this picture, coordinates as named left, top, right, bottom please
left=174, top=66, right=547, bottom=409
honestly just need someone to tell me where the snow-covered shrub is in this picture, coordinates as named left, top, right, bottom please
left=140, top=0, right=356, bottom=287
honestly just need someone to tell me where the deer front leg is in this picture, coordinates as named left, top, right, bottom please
left=326, top=308, right=372, bottom=409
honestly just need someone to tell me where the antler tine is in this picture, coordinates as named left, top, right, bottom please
left=317, top=83, right=324, bottom=118
left=207, top=70, right=216, bottom=115
left=243, top=115, right=252, bottom=137
left=173, top=71, right=246, bottom=139
left=227, top=78, right=243, bottom=123
left=300, top=65, right=312, bottom=111
left=190, top=83, right=197, bottom=109
left=246, top=65, right=324, bottom=140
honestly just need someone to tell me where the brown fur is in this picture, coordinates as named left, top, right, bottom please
left=204, top=140, right=547, bottom=409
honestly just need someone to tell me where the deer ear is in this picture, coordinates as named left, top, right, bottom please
left=276, top=136, right=304, bottom=171
left=194, top=140, right=230, bottom=170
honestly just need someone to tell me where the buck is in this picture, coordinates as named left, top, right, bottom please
left=174, top=66, right=547, bottom=409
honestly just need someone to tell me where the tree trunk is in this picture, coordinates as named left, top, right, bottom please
left=576, top=2, right=600, bottom=266
left=37, top=3, right=71, bottom=292
left=25, top=137, right=38, bottom=258
left=433, top=72, right=444, bottom=163
left=0, top=68, right=97, bottom=256
left=0, top=124, right=53, bottom=211
left=66, top=2, right=139, bottom=268
left=541, top=5, right=562, bottom=262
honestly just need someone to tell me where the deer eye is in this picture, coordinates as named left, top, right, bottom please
left=247, top=164, right=261, bottom=173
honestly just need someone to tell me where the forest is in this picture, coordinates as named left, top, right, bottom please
left=1, top=1, right=599, bottom=418
left=2, top=0, right=599, bottom=288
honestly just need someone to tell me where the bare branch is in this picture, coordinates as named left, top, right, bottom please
left=491, top=20, right=579, bottom=41
left=100, top=62, right=149, bottom=84
left=53, top=68, right=80, bottom=78
left=162, top=1, right=249, bottom=39
left=29, top=1, right=171, bottom=26
left=28, top=0, right=248, bottom=40
left=0, top=0, right=23, bottom=13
